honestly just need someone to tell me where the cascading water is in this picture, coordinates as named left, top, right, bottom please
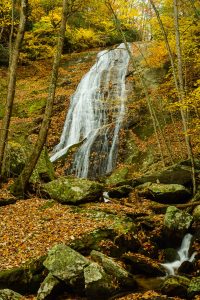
left=161, top=233, right=196, bottom=276
left=51, top=43, right=130, bottom=178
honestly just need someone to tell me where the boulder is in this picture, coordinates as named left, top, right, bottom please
left=36, top=273, right=61, bottom=300
left=42, top=177, right=103, bottom=204
left=0, top=256, right=46, bottom=294
left=43, top=244, right=90, bottom=286
left=131, top=159, right=200, bottom=188
left=164, top=206, right=193, bottom=234
left=161, top=275, right=190, bottom=298
left=187, top=276, right=200, bottom=298
left=105, top=166, right=131, bottom=186
left=163, top=248, right=180, bottom=263
left=0, top=289, right=22, bottom=299
left=108, top=185, right=133, bottom=198
left=84, top=262, right=117, bottom=299
left=122, top=253, right=166, bottom=277
left=136, top=182, right=191, bottom=204
left=90, top=250, right=137, bottom=289
left=68, top=208, right=139, bottom=257
left=31, top=148, right=55, bottom=183
left=3, top=142, right=54, bottom=183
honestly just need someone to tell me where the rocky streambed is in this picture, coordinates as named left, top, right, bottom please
left=0, top=159, right=200, bottom=299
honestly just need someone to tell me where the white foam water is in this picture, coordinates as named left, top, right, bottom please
left=51, top=43, right=130, bottom=178
left=161, top=233, right=196, bottom=276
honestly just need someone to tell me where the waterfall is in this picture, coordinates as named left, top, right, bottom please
left=161, top=233, right=196, bottom=276
left=51, top=43, right=130, bottom=178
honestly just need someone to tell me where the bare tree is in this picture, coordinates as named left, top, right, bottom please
left=0, top=0, right=28, bottom=178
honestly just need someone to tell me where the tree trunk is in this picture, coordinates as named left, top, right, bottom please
left=0, top=0, right=28, bottom=178
left=11, top=0, right=68, bottom=196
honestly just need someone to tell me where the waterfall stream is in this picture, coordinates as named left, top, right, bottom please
left=51, top=43, right=130, bottom=178
left=161, top=233, right=196, bottom=276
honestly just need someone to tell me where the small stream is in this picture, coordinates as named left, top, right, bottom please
left=161, top=233, right=196, bottom=276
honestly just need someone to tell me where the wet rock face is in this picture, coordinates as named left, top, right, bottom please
left=42, top=177, right=103, bottom=204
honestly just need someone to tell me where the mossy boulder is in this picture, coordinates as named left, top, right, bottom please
left=122, top=253, right=166, bottom=277
left=68, top=209, right=138, bottom=256
left=108, top=185, right=133, bottom=198
left=105, top=166, right=130, bottom=186
left=43, top=244, right=90, bottom=285
left=31, top=148, right=55, bottom=184
left=90, top=250, right=137, bottom=289
left=136, top=182, right=191, bottom=204
left=36, top=273, right=61, bottom=300
left=3, top=141, right=27, bottom=177
left=84, top=262, right=117, bottom=299
left=42, top=177, right=103, bottom=204
left=187, top=276, right=200, bottom=298
left=0, top=289, right=23, bottom=299
left=164, top=206, right=193, bottom=234
left=3, top=141, right=54, bottom=183
left=0, top=256, right=46, bottom=294
left=161, top=275, right=190, bottom=298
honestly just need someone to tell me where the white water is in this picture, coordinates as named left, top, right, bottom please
left=51, top=43, right=130, bottom=178
left=161, top=233, right=196, bottom=276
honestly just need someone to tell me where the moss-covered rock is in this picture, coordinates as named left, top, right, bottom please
left=36, top=273, right=61, bottom=300
left=3, top=141, right=27, bottom=177
left=0, top=256, right=46, bottom=294
left=164, top=206, right=193, bottom=233
left=108, top=185, right=133, bottom=198
left=187, top=276, right=200, bottom=298
left=90, top=250, right=137, bottom=289
left=122, top=253, right=166, bottom=277
left=2, top=141, right=54, bottom=184
left=105, top=166, right=130, bottom=186
left=43, top=244, right=90, bottom=285
left=136, top=182, right=191, bottom=204
left=161, top=275, right=190, bottom=298
left=42, top=177, right=103, bottom=204
left=0, top=289, right=23, bottom=299
left=84, top=262, right=117, bottom=299
left=31, top=148, right=55, bottom=184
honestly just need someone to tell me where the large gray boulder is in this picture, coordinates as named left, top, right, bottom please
left=136, top=182, right=191, bottom=204
left=0, top=289, right=22, bottom=299
left=84, top=262, right=117, bottom=299
left=36, top=273, right=60, bottom=300
left=43, top=244, right=90, bottom=285
left=42, top=177, right=103, bottom=204
left=90, top=250, right=137, bottom=289
left=164, top=206, right=193, bottom=233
